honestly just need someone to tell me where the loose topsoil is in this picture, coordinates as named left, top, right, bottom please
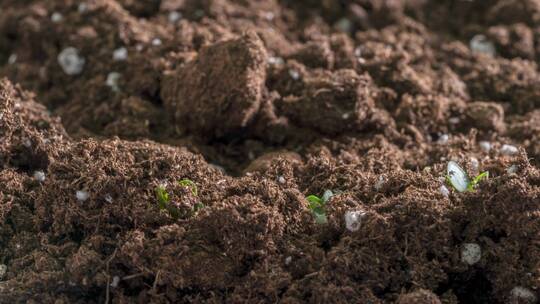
left=1, top=0, right=540, bottom=303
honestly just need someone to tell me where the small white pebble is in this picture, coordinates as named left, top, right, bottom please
left=322, top=190, right=333, bottom=203
left=58, top=47, right=85, bottom=75
left=335, top=18, right=352, bottom=33
left=277, top=176, right=286, bottom=184
left=104, top=194, right=113, bottom=203
left=23, top=139, right=32, bottom=148
left=437, top=134, right=449, bottom=144
left=507, top=165, right=519, bottom=174
left=263, top=11, right=275, bottom=21
left=479, top=141, right=491, bottom=153
left=285, top=256, right=292, bottom=265
left=354, top=46, right=362, bottom=57
left=461, top=243, right=481, bottom=265
left=500, top=144, right=518, bottom=156
left=288, top=69, right=300, bottom=80
left=510, top=286, right=537, bottom=303
left=439, top=185, right=450, bottom=197
left=76, top=190, right=90, bottom=202
left=449, top=117, right=460, bottom=124
left=342, top=112, right=351, bottom=120
left=33, top=171, right=46, bottom=182
left=248, top=151, right=255, bottom=160
left=106, top=72, right=122, bottom=92
left=344, top=210, right=366, bottom=232
left=110, top=276, right=120, bottom=288
left=374, top=176, right=385, bottom=191
left=470, top=34, right=496, bottom=56
left=7, top=54, right=17, bottom=65
left=136, top=44, right=144, bottom=52
left=151, top=38, right=162, bottom=46
left=0, top=264, right=6, bottom=280
left=78, top=3, right=88, bottom=13
left=112, top=47, right=128, bottom=61
left=51, top=12, right=63, bottom=23
left=0, top=113, right=3, bottom=120
left=470, top=157, right=479, bottom=172
left=267, top=56, right=284, bottom=66
left=168, top=11, right=182, bottom=23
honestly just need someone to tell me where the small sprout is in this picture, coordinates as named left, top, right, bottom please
left=0, top=264, right=6, bottom=280
left=113, top=47, right=128, bottom=61
left=178, top=179, right=198, bottom=196
left=106, top=72, right=122, bottom=92
left=51, top=12, right=63, bottom=23
left=344, top=210, right=366, bottom=232
left=155, top=186, right=170, bottom=210
left=500, top=144, right=518, bottom=156
left=33, top=171, right=46, bottom=182
left=479, top=141, right=492, bottom=153
left=510, top=287, right=537, bottom=303
left=306, top=191, right=333, bottom=224
left=461, top=243, right=481, bottom=265
left=446, top=161, right=488, bottom=193
left=168, top=11, right=182, bottom=23
left=470, top=34, right=496, bottom=56
left=58, top=47, right=85, bottom=75
left=76, top=190, right=89, bottom=202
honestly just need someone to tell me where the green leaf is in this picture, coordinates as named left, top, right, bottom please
left=156, top=186, right=169, bottom=210
left=179, top=179, right=198, bottom=196
left=193, top=202, right=205, bottom=212
left=467, top=171, right=489, bottom=191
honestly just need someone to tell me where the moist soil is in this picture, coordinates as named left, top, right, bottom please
left=0, top=1, right=540, bottom=303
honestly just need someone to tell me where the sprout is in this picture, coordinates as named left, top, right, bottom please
left=113, top=47, right=128, bottom=61
left=178, top=179, right=198, bottom=196
left=461, top=243, right=481, bottom=265
left=33, top=171, right=46, bottom=182
left=76, top=190, right=89, bottom=202
left=155, top=186, right=170, bottom=210
left=446, top=161, right=489, bottom=193
left=58, top=47, right=85, bottom=75
left=306, top=191, right=333, bottom=224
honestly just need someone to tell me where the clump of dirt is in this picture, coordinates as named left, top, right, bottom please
left=0, top=0, right=540, bottom=303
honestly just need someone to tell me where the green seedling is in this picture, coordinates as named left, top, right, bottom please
left=306, top=190, right=333, bottom=224
left=446, top=161, right=489, bottom=193
left=179, top=179, right=198, bottom=196
left=155, top=186, right=180, bottom=219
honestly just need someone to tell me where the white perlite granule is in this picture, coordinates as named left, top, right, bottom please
left=439, top=185, right=450, bottom=197
left=500, top=144, right=518, bottom=156
left=113, top=47, right=128, bottom=61
left=7, top=54, right=17, bottom=65
left=33, top=171, right=46, bottom=182
left=152, top=38, right=162, bottom=46
left=58, top=47, right=85, bottom=75
left=277, top=176, right=286, bottom=184
left=461, top=243, right=481, bottom=265
left=437, top=134, right=449, bottom=144
left=510, top=286, right=537, bottom=303
left=374, top=176, right=385, bottom=191
left=110, top=276, right=120, bottom=288
left=76, top=190, right=89, bottom=202
left=0, top=264, right=6, bottom=280
left=479, top=141, right=491, bottom=153
left=51, top=12, right=63, bottom=23
left=344, top=210, right=366, bottom=232
left=168, top=11, right=182, bottom=23
left=106, top=72, right=122, bottom=92
left=288, top=69, right=300, bottom=80
left=470, top=35, right=496, bottom=56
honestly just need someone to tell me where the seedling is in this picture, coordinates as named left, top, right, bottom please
left=446, top=161, right=489, bottom=193
left=155, top=186, right=179, bottom=219
left=179, top=179, right=198, bottom=196
left=306, top=190, right=333, bottom=224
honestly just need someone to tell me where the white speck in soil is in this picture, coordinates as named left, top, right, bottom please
left=449, top=117, right=460, bottom=124
left=0, top=264, right=6, bottom=280
left=322, top=190, right=333, bottom=203
left=470, top=157, right=479, bottom=172
left=507, top=165, right=518, bottom=174
left=110, top=276, right=120, bottom=288
left=479, top=141, right=491, bottom=153
left=345, top=210, right=366, bottom=232
left=76, top=190, right=90, bottom=202
left=374, top=175, right=385, bottom=191
left=277, top=176, right=286, bottom=184
left=33, top=171, right=46, bottom=182
left=51, top=12, right=63, bottom=23
left=23, top=139, right=32, bottom=147
left=510, top=287, right=537, bottom=303
left=500, top=144, right=518, bottom=156
left=113, top=47, right=128, bottom=61
left=288, top=69, right=300, bottom=80
left=285, top=256, right=292, bottom=265
left=136, top=44, right=144, bottom=52
left=439, top=185, right=450, bottom=197
left=267, top=56, right=284, bottom=66
left=470, top=34, right=496, bottom=56
left=78, top=3, right=88, bottom=13
left=335, top=18, right=352, bottom=33
left=354, top=46, right=362, bottom=57
left=168, top=11, right=182, bottom=23
left=106, top=72, right=122, bottom=92
left=8, top=54, right=17, bottom=65
left=152, top=38, right=162, bottom=46
left=105, top=194, right=113, bottom=203
left=342, top=112, right=350, bottom=119
left=58, top=47, right=85, bottom=75
left=437, top=134, right=449, bottom=144
left=461, top=243, right=481, bottom=265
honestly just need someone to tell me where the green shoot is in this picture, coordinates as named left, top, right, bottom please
left=156, top=186, right=170, bottom=210
left=467, top=171, right=489, bottom=191
left=306, top=191, right=333, bottom=224
left=179, top=179, right=198, bottom=196
left=193, top=202, right=205, bottom=212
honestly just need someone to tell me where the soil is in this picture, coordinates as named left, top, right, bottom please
left=0, top=0, right=539, bottom=303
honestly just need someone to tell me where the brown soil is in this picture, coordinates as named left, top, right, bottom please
left=0, top=1, right=539, bottom=303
